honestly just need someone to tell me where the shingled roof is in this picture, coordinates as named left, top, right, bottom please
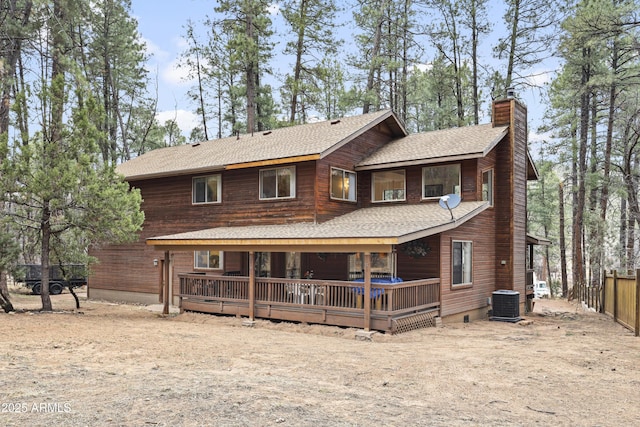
left=356, top=123, right=508, bottom=170
left=147, top=201, right=489, bottom=252
left=118, top=109, right=406, bottom=180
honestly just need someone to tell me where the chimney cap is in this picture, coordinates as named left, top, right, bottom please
left=506, top=87, right=516, bottom=98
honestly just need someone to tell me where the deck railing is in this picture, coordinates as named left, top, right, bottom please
left=178, top=274, right=441, bottom=331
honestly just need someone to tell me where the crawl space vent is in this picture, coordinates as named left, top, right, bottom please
left=490, top=290, right=521, bottom=322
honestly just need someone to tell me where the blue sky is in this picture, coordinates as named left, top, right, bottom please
left=130, top=0, right=556, bottom=145
left=131, top=0, right=212, bottom=133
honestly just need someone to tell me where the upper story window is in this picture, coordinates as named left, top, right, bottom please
left=331, top=168, right=357, bottom=202
left=482, top=169, right=494, bottom=206
left=452, top=240, right=472, bottom=286
left=193, top=175, right=221, bottom=204
left=422, top=164, right=460, bottom=199
left=194, top=250, right=223, bottom=270
left=372, top=170, right=405, bottom=202
left=260, top=166, right=296, bottom=200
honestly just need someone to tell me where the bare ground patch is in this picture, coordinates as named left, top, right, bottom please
left=1, top=287, right=638, bottom=426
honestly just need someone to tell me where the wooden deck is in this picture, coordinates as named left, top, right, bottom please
left=178, top=274, right=441, bottom=333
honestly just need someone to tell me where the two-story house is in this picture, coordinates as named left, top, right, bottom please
left=89, top=96, right=538, bottom=332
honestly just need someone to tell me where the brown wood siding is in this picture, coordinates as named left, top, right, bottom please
left=316, top=124, right=397, bottom=222
left=91, top=101, right=530, bottom=313
left=512, top=102, right=528, bottom=300
left=439, top=209, right=496, bottom=317
left=492, top=99, right=528, bottom=303
left=492, top=101, right=512, bottom=127
left=224, top=252, right=246, bottom=275
left=461, top=160, right=479, bottom=201
left=90, top=122, right=397, bottom=296
left=396, top=235, right=441, bottom=280
left=302, top=253, right=349, bottom=281
left=359, top=160, right=478, bottom=208
left=91, top=162, right=318, bottom=295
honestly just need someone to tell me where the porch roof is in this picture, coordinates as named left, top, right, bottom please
left=147, top=201, right=489, bottom=253
left=527, top=234, right=552, bottom=246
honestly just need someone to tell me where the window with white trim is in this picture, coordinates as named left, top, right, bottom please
left=192, top=175, right=222, bottom=204
left=260, top=166, right=296, bottom=199
left=422, top=164, right=460, bottom=199
left=452, top=241, right=472, bottom=286
left=482, top=169, right=493, bottom=206
left=372, top=170, right=405, bottom=202
left=331, top=168, right=357, bottom=201
left=194, top=250, right=223, bottom=269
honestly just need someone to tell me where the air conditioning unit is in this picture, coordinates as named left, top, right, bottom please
left=491, top=290, right=521, bottom=322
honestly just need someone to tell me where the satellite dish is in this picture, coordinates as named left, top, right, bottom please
left=439, top=194, right=461, bottom=220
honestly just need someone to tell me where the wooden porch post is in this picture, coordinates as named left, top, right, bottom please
left=158, top=259, right=164, bottom=303
left=162, top=250, right=170, bottom=315
left=249, top=251, right=255, bottom=321
left=364, top=252, right=372, bottom=331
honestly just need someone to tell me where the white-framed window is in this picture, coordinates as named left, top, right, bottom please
left=482, top=169, right=493, bottom=206
left=452, top=240, right=472, bottom=286
left=422, top=164, right=460, bottom=199
left=194, top=250, right=223, bottom=270
left=192, top=175, right=222, bottom=204
left=331, top=168, right=357, bottom=201
left=260, top=166, right=296, bottom=200
left=372, top=170, right=405, bottom=202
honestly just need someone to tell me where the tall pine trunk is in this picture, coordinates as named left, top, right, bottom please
left=289, top=0, right=307, bottom=123
left=245, top=13, right=256, bottom=133
left=363, top=0, right=387, bottom=114
left=559, top=182, right=568, bottom=297
left=40, top=202, right=52, bottom=311
left=573, top=48, right=591, bottom=291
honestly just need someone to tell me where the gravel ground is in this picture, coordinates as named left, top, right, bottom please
left=1, top=287, right=639, bottom=426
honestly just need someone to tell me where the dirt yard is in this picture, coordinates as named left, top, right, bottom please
left=1, top=286, right=638, bottom=427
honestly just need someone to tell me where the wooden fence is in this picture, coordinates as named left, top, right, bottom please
left=604, top=271, right=640, bottom=336
left=578, top=270, right=640, bottom=336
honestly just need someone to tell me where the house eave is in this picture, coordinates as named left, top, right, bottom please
left=123, top=166, right=226, bottom=182
left=146, top=238, right=397, bottom=254
left=225, top=154, right=321, bottom=170
left=355, top=153, right=485, bottom=171
left=146, top=201, right=490, bottom=253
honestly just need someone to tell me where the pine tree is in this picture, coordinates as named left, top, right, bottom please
left=0, top=0, right=144, bottom=311
left=214, top=0, right=275, bottom=133
left=281, top=0, right=341, bottom=124
left=83, top=0, right=154, bottom=164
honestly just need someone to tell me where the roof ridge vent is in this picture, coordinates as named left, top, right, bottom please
left=331, top=119, right=341, bottom=125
